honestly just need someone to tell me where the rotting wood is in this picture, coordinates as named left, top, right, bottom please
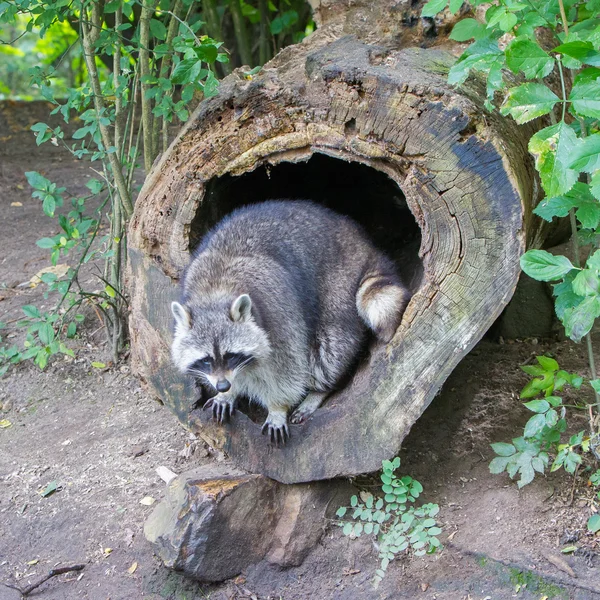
left=128, top=1, right=563, bottom=484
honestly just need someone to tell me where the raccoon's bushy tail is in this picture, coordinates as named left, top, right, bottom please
left=356, top=274, right=411, bottom=343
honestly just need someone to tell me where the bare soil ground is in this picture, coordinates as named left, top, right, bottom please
left=1, top=101, right=600, bottom=600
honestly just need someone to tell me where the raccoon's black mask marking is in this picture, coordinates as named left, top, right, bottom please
left=190, top=357, right=212, bottom=373
left=188, top=353, right=254, bottom=376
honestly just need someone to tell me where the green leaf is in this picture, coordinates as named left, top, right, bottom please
left=569, top=78, right=600, bottom=119
left=537, top=355, right=559, bottom=371
left=36, top=237, right=56, bottom=249
left=448, top=53, right=498, bottom=86
left=149, top=18, right=167, bottom=40
left=533, top=195, right=573, bottom=222
left=195, top=44, right=219, bottom=64
left=554, top=41, right=600, bottom=67
left=449, top=0, right=462, bottom=13
left=517, top=459, right=535, bottom=488
left=40, top=481, right=57, bottom=497
left=573, top=269, right=600, bottom=296
left=43, top=195, right=56, bottom=218
left=203, top=70, right=219, bottom=98
left=450, top=18, right=486, bottom=41
left=500, top=83, right=559, bottom=124
left=496, top=10, right=518, bottom=32
left=574, top=67, right=600, bottom=87
left=342, top=522, right=352, bottom=535
left=22, top=305, right=41, bottom=319
left=491, top=442, right=516, bottom=456
left=25, top=171, right=49, bottom=190
left=545, top=408, right=558, bottom=427
left=569, top=133, right=600, bottom=173
left=421, top=0, right=447, bottom=17
left=506, top=39, right=555, bottom=79
left=590, top=170, right=600, bottom=201
left=447, top=38, right=503, bottom=86
left=38, top=322, right=55, bottom=345
left=523, top=399, right=550, bottom=414
left=411, top=480, right=423, bottom=495
left=587, top=514, right=600, bottom=533
left=563, top=450, right=582, bottom=474
left=86, top=178, right=103, bottom=194
left=554, top=272, right=583, bottom=320
left=520, top=378, right=549, bottom=399
left=520, top=250, right=574, bottom=281
left=489, top=456, right=511, bottom=475
left=563, top=296, right=600, bottom=341
left=269, top=9, right=299, bottom=34
left=529, top=122, right=579, bottom=197
left=536, top=183, right=600, bottom=229
left=67, top=322, right=77, bottom=338
left=171, top=59, right=203, bottom=85
left=524, top=413, right=547, bottom=438
left=91, top=361, right=106, bottom=369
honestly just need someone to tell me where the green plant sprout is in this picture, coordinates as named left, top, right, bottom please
left=335, top=458, right=442, bottom=588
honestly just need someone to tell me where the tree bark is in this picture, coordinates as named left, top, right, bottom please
left=128, top=1, right=561, bottom=483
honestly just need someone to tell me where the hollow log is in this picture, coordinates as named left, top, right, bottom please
left=128, top=0, right=560, bottom=484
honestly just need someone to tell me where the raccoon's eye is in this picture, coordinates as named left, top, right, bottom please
left=224, top=352, right=252, bottom=368
left=190, top=357, right=212, bottom=372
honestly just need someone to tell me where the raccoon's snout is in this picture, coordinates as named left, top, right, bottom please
left=216, top=379, right=231, bottom=393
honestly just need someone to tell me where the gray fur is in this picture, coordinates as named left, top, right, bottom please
left=171, top=200, right=410, bottom=443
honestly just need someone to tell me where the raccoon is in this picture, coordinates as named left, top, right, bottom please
left=171, top=200, right=411, bottom=444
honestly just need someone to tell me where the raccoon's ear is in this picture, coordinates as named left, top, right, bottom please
left=230, top=294, right=252, bottom=322
left=171, top=301, right=192, bottom=330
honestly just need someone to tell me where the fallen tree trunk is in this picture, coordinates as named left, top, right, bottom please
left=128, top=0, right=559, bottom=484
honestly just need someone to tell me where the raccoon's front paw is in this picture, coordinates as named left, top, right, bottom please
left=261, top=412, right=289, bottom=446
left=290, top=392, right=327, bottom=424
left=203, top=395, right=235, bottom=424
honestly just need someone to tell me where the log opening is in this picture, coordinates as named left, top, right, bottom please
left=190, top=153, right=424, bottom=289
left=186, top=153, right=424, bottom=426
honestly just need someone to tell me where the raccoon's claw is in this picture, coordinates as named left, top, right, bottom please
left=261, top=419, right=289, bottom=446
left=203, top=397, right=234, bottom=424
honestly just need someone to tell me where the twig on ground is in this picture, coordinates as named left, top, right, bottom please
left=3, top=563, right=85, bottom=596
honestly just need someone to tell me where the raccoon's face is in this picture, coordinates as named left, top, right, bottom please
left=170, top=294, right=270, bottom=393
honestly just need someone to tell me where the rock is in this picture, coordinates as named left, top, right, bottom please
left=144, top=464, right=279, bottom=581
left=266, top=481, right=350, bottom=567
left=145, top=463, right=354, bottom=581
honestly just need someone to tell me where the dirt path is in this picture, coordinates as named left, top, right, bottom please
left=1, top=101, right=599, bottom=600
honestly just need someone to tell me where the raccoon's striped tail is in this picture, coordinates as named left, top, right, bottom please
left=356, top=274, right=411, bottom=343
